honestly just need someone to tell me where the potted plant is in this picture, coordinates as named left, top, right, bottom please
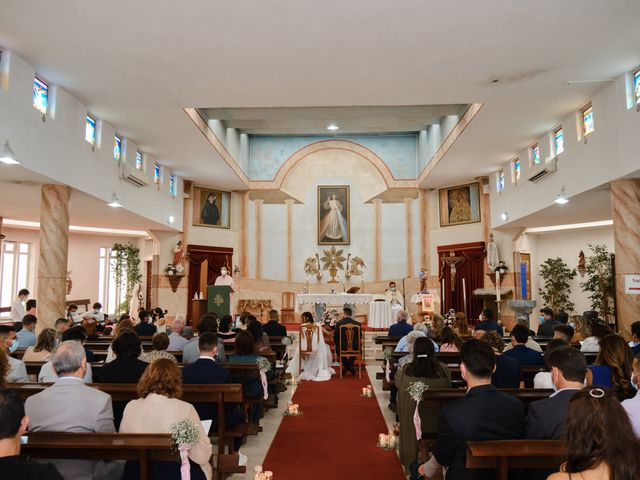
left=579, top=244, right=615, bottom=322
left=538, top=257, right=577, bottom=313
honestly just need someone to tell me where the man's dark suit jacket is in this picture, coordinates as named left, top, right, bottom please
left=263, top=320, right=287, bottom=338
left=536, top=319, right=559, bottom=337
left=432, top=384, right=525, bottom=480
left=474, top=320, right=503, bottom=336
left=182, top=357, right=235, bottom=422
left=388, top=320, right=413, bottom=338
left=97, top=357, right=148, bottom=428
left=134, top=322, right=157, bottom=337
left=632, top=344, right=640, bottom=357
left=333, top=317, right=361, bottom=354
left=492, top=354, right=521, bottom=388
left=503, top=344, right=544, bottom=367
left=526, top=388, right=579, bottom=439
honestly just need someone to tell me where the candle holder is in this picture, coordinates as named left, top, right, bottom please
left=254, top=466, right=273, bottom=480
left=360, top=385, right=374, bottom=398
left=283, top=403, right=303, bottom=416
left=377, top=432, right=398, bottom=451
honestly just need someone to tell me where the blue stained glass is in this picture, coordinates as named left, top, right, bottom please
left=634, top=71, right=640, bottom=105
left=136, top=151, right=143, bottom=170
left=114, top=136, right=122, bottom=161
left=154, top=164, right=160, bottom=184
left=514, top=159, right=521, bottom=181
left=583, top=108, right=594, bottom=135
left=533, top=145, right=540, bottom=165
left=169, top=174, right=176, bottom=196
left=497, top=170, right=505, bottom=192
left=554, top=129, right=564, bottom=154
left=85, top=116, right=96, bottom=144
left=33, top=78, right=48, bottom=114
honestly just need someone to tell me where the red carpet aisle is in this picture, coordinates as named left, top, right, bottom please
left=262, top=371, right=406, bottom=480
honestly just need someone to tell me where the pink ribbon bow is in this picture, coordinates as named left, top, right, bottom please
left=179, top=445, right=190, bottom=480
left=385, top=360, right=391, bottom=383
left=413, top=402, right=422, bottom=441
left=260, top=370, right=269, bottom=400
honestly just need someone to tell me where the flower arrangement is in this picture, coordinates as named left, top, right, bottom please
left=284, top=401, right=302, bottom=416
left=256, top=356, right=271, bottom=372
left=320, top=309, right=340, bottom=327
left=383, top=346, right=394, bottom=361
left=443, top=309, right=456, bottom=327
left=407, top=381, right=430, bottom=441
left=169, top=418, right=200, bottom=480
left=281, top=335, right=295, bottom=346
left=377, top=432, right=398, bottom=450
left=254, top=466, right=273, bottom=480
left=165, top=264, right=177, bottom=275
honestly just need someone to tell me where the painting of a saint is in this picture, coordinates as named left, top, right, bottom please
left=318, top=185, right=350, bottom=245
left=438, top=182, right=481, bottom=227
left=192, top=187, right=231, bottom=229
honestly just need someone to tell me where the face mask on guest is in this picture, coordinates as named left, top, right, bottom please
left=568, top=321, right=576, bottom=329
left=632, top=372, right=639, bottom=392
left=539, top=315, right=545, bottom=324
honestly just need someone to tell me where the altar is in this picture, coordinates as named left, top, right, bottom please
left=296, top=293, right=373, bottom=307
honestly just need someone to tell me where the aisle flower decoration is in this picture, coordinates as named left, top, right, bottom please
left=383, top=347, right=394, bottom=383
left=283, top=400, right=302, bottom=416
left=169, top=418, right=200, bottom=480
left=254, top=465, right=274, bottom=479
left=280, top=335, right=295, bottom=364
left=407, top=381, right=430, bottom=440
left=256, top=356, right=271, bottom=400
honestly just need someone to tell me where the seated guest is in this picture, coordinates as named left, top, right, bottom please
left=503, top=330, right=543, bottom=353
left=533, top=338, right=569, bottom=389
left=396, top=337, right=451, bottom=470
left=263, top=309, right=287, bottom=337
left=396, top=323, right=439, bottom=353
left=536, top=307, right=558, bottom=337
left=553, top=324, right=575, bottom=344
left=15, top=314, right=37, bottom=349
left=481, top=331, right=521, bottom=389
left=388, top=309, right=413, bottom=338
left=390, top=330, right=427, bottom=409
left=622, top=352, right=640, bottom=437
left=66, top=303, right=81, bottom=325
left=0, top=326, right=28, bottom=383
left=167, top=316, right=189, bottom=351
left=0, top=349, right=8, bottom=387
left=527, top=346, right=586, bottom=439
left=630, top=321, right=640, bottom=357
left=217, top=315, right=237, bottom=341
left=555, top=310, right=569, bottom=324
left=417, top=339, right=525, bottom=480
left=54, top=317, right=70, bottom=338
left=151, top=307, right=168, bottom=333
left=25, top=299, right=37, bottom=315
left=182, top=332, right=245, bottom=449
left=183, top=313, right=226, bottom=364
left=26, top=341, right=116, bottom=479
left=134, top=310, right=157, bottom=337
left=580, top=318, right=612, bottom=353
left=474, top=308, right=503, bottom=336
left=503, top=323, right=544, bottom=367
left=141, top=333, right=178, bottom=363
left=548, top=388, right=640, bottom=480
left=0, top=389, right=63, bottom=479
left=38, top=328, right=93, bottom=383
left=80, top=302, right=104, bottom=337
left=120, top=359, right=213, bottom=480
left=247, top=318, right=272, bottom=354
left=23, top=328, right=56, bottom=362
left=588, top=333, right=634, bottom=400
left=228, top=330, right=270, bottom=398
left=333, top=307, right=361, bottom=376
left=105, top=319, right=135, bottom=362
left=438, top=326, right=462, bottom=352
left=570, top=315, right=589, bottom=343
left=453, top=311, right=473, bottom=337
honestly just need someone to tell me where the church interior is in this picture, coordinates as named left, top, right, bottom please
left=1, top=1, right=640, bottom=480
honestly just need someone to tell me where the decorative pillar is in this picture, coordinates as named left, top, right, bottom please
left=37, top=185, right=70, bottom=331
left=285, top=199, right=295, bottom=283
left=404, top=197, right=414, bottom=278
left=419, top=190, right=430, bottom=276
left=372, top=199, right=382, bottom=282
left=479, top=177, right=491, bottom=278
left=239, top=191, right=249, bottom=277
left=255, top=199, right=263, bottom=280
left=611, top=179, right=640, bottom=337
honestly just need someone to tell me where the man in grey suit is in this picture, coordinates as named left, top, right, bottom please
left=25, top=341, right=117, bottom=479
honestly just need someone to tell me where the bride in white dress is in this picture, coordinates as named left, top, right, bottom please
left=286, top=312, right=335, bottom=382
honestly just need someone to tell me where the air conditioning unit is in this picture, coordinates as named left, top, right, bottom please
left=120, top=164, right=148, bottom=188
left=528, top=156, right=558, bottom=183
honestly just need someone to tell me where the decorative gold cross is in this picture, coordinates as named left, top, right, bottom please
left=214, top=294, right=224, bottom=306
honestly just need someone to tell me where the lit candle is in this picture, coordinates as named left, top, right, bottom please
left=362, top=387, right=368, bottom=396
left=462, top=278, right=467, bottom=312
left=496, top=270, right=501, bottom=302
left=379, top=433, right=388, bottom=447
left=441, top=278, right=445, bottom=312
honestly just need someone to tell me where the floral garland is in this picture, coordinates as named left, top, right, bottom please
left=406, top=381, right=430, bottom=440
left=169, top=418, right=200, bottom=480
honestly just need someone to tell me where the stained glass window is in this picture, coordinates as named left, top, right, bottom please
left=554, top=128, right=564, bottom=155
left=169, top=173, right=177, bottom=197
left=634, top=70, right=640, bottom=106
left=136, top=151, right=143, bottom=170
left=513, top=158, right=521, bottom=182
left=496, top=170, right=505, bottom=193
left=532, top=144, right=541, bottom=165
left=114, top=136, right=122, bottom=161
left=85, top=115, right=96, bottom=145
left=583, top=106, right=594, bottom=135
left=154, top=163, right=160, bottom=184
left=33, top=78, right=48, bottom=114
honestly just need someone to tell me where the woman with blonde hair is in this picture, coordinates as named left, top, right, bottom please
left=0, top=348, right=9, bottom=388
left=453, top=312, right=472, bottom=337
left=22, top=328, right=56, bottom=362
left=120, top=359, right=212, bottom=480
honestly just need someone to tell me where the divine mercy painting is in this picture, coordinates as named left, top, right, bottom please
left=438, top=182, right=481, bottom=227
left=192, top=186, right=231, bottom=229
left=317, top=185, right=350, bottom=245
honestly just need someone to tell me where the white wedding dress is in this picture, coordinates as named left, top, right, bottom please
left=286, top=323, right=335, bottom=382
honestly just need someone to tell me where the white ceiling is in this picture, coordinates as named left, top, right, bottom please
left=1, top=0, right=639, bottom=200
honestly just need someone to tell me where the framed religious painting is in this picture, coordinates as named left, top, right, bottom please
left=192, top=186, right=231, bottom=229
left=317, top=185, right=350, bottom=245
left=438, top=182, right=481, bottom=227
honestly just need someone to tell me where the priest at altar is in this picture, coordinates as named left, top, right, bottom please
left=385, top=281, right=404, bottom=323
left=368, top=281, right=405, bottom=329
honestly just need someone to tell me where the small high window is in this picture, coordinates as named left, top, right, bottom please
left=531, top=143, right=541, bottom=166
left=582, top=105, right=594, bottom=136
left=513, top=158, right=521, bottom=183
left=496, top=170, right=505, bottom=193
left=154, top=163, right=161, bottom=184
left=554, top=127, right=564, bottom=155
left=169, top=173, right=177, bottom=197
left=634, top=70, right=640, bottom=106
left=114, top=136, right=122, bottom=161
left=85, top=115, right=96, bottom=145
left=135, top=151, right=143, bottom=170
left=33, top=77, right=48, bottom=114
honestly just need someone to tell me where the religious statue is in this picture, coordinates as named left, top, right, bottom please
left=172, top=240, right=185, bottom=273
left=66, top=271, right=73, bottom=295
left=419, top=268, right=428, bottom=293
left=578, top=250, right=586, bottom=277
left=304, top=256, right=322, bottom=280
left=345, top=254, right=366, bottom=279
left=441, top=252, right=464, bottom=292
left=487, top=232, right=499, bottom=271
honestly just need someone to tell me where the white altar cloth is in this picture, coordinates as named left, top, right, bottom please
left=296, top=293, right=373, bottom=307
left=368, top=301, right=393, bottom=329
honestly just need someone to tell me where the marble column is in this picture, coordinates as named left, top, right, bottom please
left=285, top=199, right=295, bottom=282
left=37, top=185, right=70, bottom=331
left=239, top=192, right=249, bottom=277
left=611, top=179, right=640, bottom=337
left=254, top=199, right=263, bottom=280
left=419, top=190, right=430, bottom=277
left=479, top=177, right=491, bottom=278
left=372, top=199, right=382, bottom=282
left=404, top=197, right=414, bottom=278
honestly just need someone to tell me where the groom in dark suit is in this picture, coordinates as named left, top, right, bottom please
left=333, top=307, right=361, bottom=375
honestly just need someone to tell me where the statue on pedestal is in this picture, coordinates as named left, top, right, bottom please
left=487, top=232, right=499, bottom=272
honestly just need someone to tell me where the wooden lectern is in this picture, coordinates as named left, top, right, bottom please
left=207, top=285, right=232, bottom=317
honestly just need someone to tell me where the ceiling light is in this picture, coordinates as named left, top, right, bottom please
left=168, top=215, right=175, bottom=224
left=0, top=141, right=19, bottom=165
left=554, top=187, right=569, bottom=205
left=107, top=193, right=122, bottom=208
left=327, top=124, right=339, bottom=131
left=500, top=212, right=509, bottom=221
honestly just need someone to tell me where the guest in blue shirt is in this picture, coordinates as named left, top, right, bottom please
left=474, top=309, right=503, bottom=336
left=503, top=323, right=544, bottom=367
left=388, top=310, right=413, bottom=338
left=15, top=314, right=37, bottom=349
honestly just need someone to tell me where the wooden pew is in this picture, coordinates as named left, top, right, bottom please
left=466, top=439, right=565, bottom=480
